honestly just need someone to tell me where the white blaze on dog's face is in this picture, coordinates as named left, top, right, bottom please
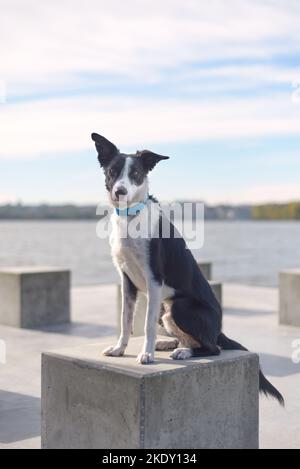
left=110, top=157, right=148, bottom=207
left=91, top=133, right=169, bottom=207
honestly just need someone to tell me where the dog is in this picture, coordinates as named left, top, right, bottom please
left=91, top=132, right=284, bottom=405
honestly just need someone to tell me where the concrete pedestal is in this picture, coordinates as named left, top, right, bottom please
left=279, top=269, right=300, bottom=327
left=41, top=336, right=259, bottom=449
left=210, top=280, right=223, bottom=306
left=197, top=262, right=212, bottom=281
left=0, top=267, right=70, bottom=328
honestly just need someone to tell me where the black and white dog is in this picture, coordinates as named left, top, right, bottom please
left=91, top=132, right=284, bottom=405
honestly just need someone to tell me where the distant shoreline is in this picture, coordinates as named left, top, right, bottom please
left=0, top=219, right=299, bottom=223
left=0, top=202, right=300, bottom=221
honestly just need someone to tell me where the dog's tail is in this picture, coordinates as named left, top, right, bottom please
left=217, top=332, right=284, bottom=406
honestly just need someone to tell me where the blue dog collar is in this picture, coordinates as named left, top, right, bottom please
left=115, top=198, right=148, bottom=217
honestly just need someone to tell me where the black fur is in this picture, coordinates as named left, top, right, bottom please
left=91, top=133, right=118, bottom=168
left=122, top=272, right=138, bottom=302
left=104, top=154, right=126, bottom=192
left=92, top=133, right=170, bottom=194
left=91, top=133, right=284, bottom=406
left=150, top=215, right=221, bottom=316
left=149, top=212, right=284, bottom=406
left=171, top=298, right=221, bottom=354
left=136, top=150, right=169, bottom=172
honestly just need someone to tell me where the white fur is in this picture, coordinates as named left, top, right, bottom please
left=170, top=348, right=193, bottom=360
left=110, top=212, right=149, bottom=292
left=106, top=199, right=175, bottom=363
left=104, top=156, right=177, bottom=364
left=112, top=157, right=148, bottom=206
left=137, top=352, right=154, bottom=364
left=110, top=201, right=174, bottom=297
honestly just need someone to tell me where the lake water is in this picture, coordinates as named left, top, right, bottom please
left=0, top=220, right=299, bottom=287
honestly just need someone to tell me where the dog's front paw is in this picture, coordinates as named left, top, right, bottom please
left=136, top=352, right=154, bottom=364
left=170, top=347, right=192, bottom=360
left=102, top=345, right=125, bottom=357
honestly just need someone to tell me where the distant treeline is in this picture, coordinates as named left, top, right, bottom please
left=0, top=204, right=99, bottom=220
left=205, top=204, right=252, bottom=220
left=252, top=202, right=300, bottom=220
left=0, top=202, right=299, bottom=220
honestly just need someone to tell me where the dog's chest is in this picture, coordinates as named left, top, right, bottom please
left=110, top=217, right=149, bottom=292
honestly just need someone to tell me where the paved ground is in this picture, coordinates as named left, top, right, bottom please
left=0, top=283, right=299, bottom=449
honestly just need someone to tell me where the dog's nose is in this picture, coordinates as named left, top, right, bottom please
left=115, top=186, right=128, bottom=198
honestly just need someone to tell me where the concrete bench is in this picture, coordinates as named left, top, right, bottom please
left=0, top=267, right=70, bottom=328
left=279, top=269, right=300, bottom=327
left=117, top=279, right=223, bottom=337
left=41, top=336, right=259, bottom=449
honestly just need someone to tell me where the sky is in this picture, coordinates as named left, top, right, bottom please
left=1, top=0, right=300, bottom=205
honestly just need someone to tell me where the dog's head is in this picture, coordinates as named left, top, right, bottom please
left=91, top=133, right=169, bottom=207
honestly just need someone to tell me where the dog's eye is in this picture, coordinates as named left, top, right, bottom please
left=108, top=168, right=116, bottom=177
left=132, top=170, right=139, bottom=178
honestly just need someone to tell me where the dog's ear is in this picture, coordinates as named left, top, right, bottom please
left=138, top=150, right=169, bottom=172
left=91, top=133, right=119, bottom=168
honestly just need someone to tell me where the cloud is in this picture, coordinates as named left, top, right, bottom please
left=1, top=0, right=300, bottom=205
left=207, top=183, right=300, bottom=205
left=1, top=93, right=300, bottom=158
left=1, top=0, right=300, bottom=160
left=2, top=0, right=300, bottom=97
left=178, top=65, right=300, bottom=92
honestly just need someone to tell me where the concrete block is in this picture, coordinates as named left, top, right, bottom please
left=210, top=280, right=223, bottom=306
left=197, top=262, right=212, bottom=281
left=0, top=267, right=70, bottom=328
left=41, top=336, right=259, bottom=449
left=279, top=269, right=300, bottom=327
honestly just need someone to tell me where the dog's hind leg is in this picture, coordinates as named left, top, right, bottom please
left=155, top=303, right=179, bottom=351
left=155, top=338, right=179, bottom=351
left=162, top=297, right=221, bottom=360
